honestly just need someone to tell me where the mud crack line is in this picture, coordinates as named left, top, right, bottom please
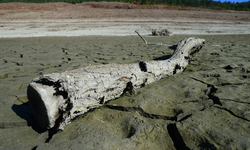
left=220, top=98, right=250, bottom=105
left=214, top=105, right=250, bottom=122
left=103, top=105, right=176, bottom=121
left=219, top=82, right=250, bottom=86
left=190, top=77, right=250, bottom=122
left=103, top=105, right=192, bottom=149
left=170, top=77, right=223, bottom=122
left=0, top=122, right=27, bottom=129
left=177, top=101, right=214, bottom=122
left=190, top=77, right=222, bottom=106
left=167, top=123, right=190, bottom=150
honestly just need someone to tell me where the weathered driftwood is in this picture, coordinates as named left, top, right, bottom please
left=27, top=37, right=205, bottom=130
left=152, top=28, right=173, bottom=36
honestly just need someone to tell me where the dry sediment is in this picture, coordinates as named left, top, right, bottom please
left=0, top=2, right=250, bottom=149
left=0, top=35, right=250, bottom=149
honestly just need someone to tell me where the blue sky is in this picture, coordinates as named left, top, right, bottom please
left=213, top=0, right=249, bottom=2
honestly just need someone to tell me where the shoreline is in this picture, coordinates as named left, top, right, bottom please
left=1, top=33, right=250, bottom=40
left=1, top=18, right=250, bottom=38
left=1, top=2, right=249, bottom=38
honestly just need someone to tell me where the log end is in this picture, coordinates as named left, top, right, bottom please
left=27, top=82, right=62, bottom=129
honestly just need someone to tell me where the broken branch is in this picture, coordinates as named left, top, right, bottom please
left=135, top=30, right=147, bottom=44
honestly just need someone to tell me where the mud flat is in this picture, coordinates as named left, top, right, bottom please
left=0, top=34, right=250, bottom=149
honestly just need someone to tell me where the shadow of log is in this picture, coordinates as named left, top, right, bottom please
left=154, top=55, right=172, bottom=60
left=12, top=102, right=47, bottom=133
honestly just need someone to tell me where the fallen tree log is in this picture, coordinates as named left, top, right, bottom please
left=27, top=37, right=205, bottom=130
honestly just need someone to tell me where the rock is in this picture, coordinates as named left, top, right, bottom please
left=152, top=28, right=173, bottom=36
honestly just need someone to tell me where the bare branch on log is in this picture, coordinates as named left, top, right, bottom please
left=135, top=30, right=148, bottom=44
left=135, top=31, right=163, bottom=46
left=27, top=37, right=205, bottom=130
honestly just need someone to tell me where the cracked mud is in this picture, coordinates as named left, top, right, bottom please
left=0, top=35, right=250, bottom=149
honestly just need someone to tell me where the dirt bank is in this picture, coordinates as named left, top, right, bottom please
left=0, top=2, right=250, bottom=37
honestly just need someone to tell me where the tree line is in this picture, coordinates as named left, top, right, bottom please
left=0, top=0, right=249, bottom=11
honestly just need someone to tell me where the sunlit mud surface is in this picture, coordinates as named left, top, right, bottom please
left=0, top=35, right=250, bottom=149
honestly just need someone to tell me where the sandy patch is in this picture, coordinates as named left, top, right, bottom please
left=0, top=2, right=250, bottom=38
left=0, top=18, right=250, bottom=38
left=1, top=35, right=250, bottom=149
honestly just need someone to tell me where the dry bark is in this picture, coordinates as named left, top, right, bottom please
left=27, top=37, right=205, bottom=130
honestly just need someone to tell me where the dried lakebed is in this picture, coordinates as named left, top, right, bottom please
left=0, top=35, right=250, bottom=149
